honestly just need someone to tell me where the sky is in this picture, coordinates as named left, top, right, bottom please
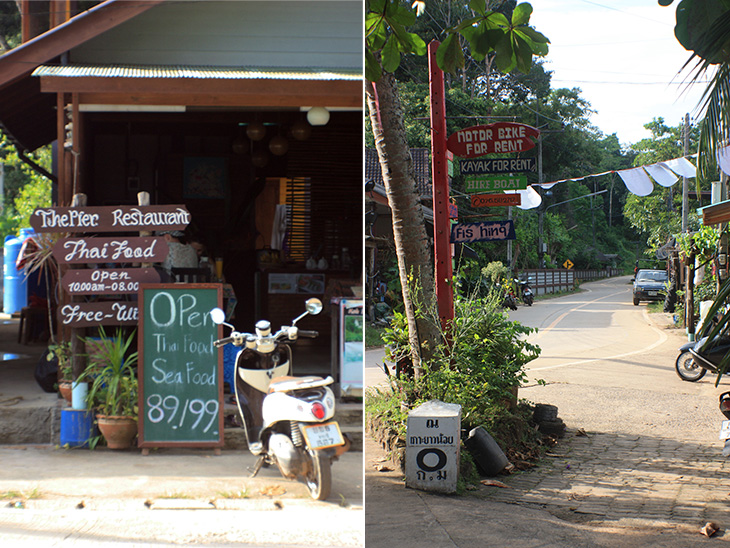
left=529, top=0, right=709, bottom=146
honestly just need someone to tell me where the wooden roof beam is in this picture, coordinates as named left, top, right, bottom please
left=0, top=0, right=163, bottom=89
left=39, top=77, right=362, bottom=108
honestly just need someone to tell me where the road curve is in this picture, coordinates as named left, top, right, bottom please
left=511, top=276, right=729, bottom=444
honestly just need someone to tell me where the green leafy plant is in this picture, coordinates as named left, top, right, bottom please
left=365, top=1, right=549, bottom=82
left=47, top=340, right=72, bottom=381
left=81, top=328, right=138, bottom=417
left=367, top=275, right=543, bottom=454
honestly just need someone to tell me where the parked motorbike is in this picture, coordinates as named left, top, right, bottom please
left=516, top=278, right=534, bottom=306
left=675, top=333, right=730, bottom=382
left=210, top=298, right=349, bottom=500
left=502, top=282, right=518, bottom=310
left=675, top=315, right=728, bottom=382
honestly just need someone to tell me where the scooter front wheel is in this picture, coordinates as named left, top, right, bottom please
left=675, top=350, right=706, bottom=382
left=305, top=449, right=332, bottom=501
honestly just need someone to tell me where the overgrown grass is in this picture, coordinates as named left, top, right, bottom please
left=157, top=491, right=195, bottom=499
left=366, top=387, right=409, bottom=440
left=0, top=487, right=42, bottom=500
left=365, top=323, right=385, bottom=348
left=217, top=487, right=250, bottom=499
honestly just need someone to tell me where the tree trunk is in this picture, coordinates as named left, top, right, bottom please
left=366, top=74, right=440, bottom=380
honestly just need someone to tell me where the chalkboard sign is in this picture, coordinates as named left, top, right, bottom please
left=138, top=284, right=223, bottom=448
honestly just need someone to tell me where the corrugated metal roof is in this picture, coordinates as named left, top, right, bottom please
left=32, top=64, right=362, bottom=81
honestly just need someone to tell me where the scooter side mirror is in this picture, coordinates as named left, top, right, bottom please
left=305, top=298, right=323, bottom=316
left=209, top=307, right=226, bottom=325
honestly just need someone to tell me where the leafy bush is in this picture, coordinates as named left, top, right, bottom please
left=367, top=275, right=543, bottom=454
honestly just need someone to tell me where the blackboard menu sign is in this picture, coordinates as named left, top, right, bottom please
left=138, top=284, right=223, bottom=448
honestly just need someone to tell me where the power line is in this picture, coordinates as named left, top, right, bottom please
left=578, top=0, right=672, bottom=26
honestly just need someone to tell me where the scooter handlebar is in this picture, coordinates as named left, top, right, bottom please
left=298, top=330, right=319, bottom=338
left=213, top=337, right=235, bottom=348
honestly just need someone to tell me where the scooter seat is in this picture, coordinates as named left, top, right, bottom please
left=268, top=375, right=333, bottom=393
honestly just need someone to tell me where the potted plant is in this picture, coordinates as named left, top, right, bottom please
left=81, top=328, right=139, bottom=449
left=47, top=341, right=73, bottom=404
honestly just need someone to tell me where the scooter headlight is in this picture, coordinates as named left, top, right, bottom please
left=311, top=402, right=326, bottom=420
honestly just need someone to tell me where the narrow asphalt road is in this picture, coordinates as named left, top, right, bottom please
left=366, top=276, right=730, bottom=547
left=514, top=275, right=727, bottom=443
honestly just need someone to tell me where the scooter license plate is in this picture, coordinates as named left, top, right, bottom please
left=302, top=422, right=345, bottom=450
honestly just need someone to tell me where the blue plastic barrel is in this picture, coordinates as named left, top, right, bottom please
left=3, top=233, right=27, bottom=314
left=60, top=409, right=97, bottom=448
left=18, top=228, right=45, bottom=301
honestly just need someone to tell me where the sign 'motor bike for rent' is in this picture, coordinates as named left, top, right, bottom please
left=447, top=122, right=540, bottom=158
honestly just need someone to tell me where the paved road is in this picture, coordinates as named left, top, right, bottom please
left=514, top=276, right=726, bottom=442
left=0, top=445, right=364, bottom=547
left=366, top=276, right=730, bottom=546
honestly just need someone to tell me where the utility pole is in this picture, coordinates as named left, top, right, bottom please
left=507, top=206, right=512, bottom=267
left=537, top=133, right=544, bottom=268
left=682, top=113, right=689, bottom=233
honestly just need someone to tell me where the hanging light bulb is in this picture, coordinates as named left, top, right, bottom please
left=306, top=107, right=330, bottom=126
left=269, top=135, right=289, bottom=156
left=246, top=122, right=266, bottom=141
left=290, top=119, right=312, bottom=141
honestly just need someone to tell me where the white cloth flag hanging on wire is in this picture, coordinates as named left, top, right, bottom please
left=660, top=157, right=696, bottom=178
left=506, top=186, right=542, bottom=210
left=643, top=163, right=678, bottom=187
left=507, top=154, right=698, bottom=210
left=617, top=168, right=654, bottom=197
left=717, top=144, right=730, bottom=176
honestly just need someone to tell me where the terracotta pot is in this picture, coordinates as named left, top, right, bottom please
left=96, top=415, right=138, bottom=449
left=58, top=381, right=73, bottom=405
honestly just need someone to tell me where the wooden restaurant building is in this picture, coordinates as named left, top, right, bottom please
left=0, top=1, right=363, bottom=395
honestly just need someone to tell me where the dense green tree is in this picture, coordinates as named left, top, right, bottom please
left=0, top=1, right=21, bottom=53
left=0, top=135, right=52, bottom=239
left=366, top=0, right=549, bottom=378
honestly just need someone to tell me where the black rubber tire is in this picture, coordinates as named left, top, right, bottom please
left=633, top=297, right=640, bottom=306
left=305, top=450, right=332, bottom=501
left=675, top=351, right=706, bottom=382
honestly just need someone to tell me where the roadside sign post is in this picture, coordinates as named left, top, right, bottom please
left=429, top=41, right=454, bottom=328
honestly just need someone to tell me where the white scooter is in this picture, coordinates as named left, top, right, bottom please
left=210, top=298, right=349, bottom=500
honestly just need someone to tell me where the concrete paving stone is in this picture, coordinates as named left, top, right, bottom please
left=670, top=506, right=704, bottom=518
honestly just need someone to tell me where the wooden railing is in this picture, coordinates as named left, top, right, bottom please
left=518, top=268, right=622, bottom=296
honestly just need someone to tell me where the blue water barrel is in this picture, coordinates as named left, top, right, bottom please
left=60, top=409, right=97, bottom=448
left=3, top=233, right=27, bottom=314
left=17, top=228, right=45, bottom=301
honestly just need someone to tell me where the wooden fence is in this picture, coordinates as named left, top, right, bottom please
left=519, top=268, right=623, bottom=296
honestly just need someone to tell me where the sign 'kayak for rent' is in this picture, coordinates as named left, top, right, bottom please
left=460, top=157, right=537, bottom=175
left=447, top=122, right=540, bottom=158
left=451, top=220, right=516, bottom=243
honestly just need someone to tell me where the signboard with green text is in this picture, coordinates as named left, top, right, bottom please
left=464, top=174, right=528, bottom=193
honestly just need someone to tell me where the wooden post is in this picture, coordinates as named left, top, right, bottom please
left=138, top=192, right=153, bottom=268
left=70, top=193, right=87, bottom=381
left=428, top=40, right=454, bottom=329
left=687, top=252, right=695, bottom=341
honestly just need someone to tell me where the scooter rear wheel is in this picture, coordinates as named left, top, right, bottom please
left=305, top=449, right=332, bottom=501
left=675, top=350, right=706, bottom=382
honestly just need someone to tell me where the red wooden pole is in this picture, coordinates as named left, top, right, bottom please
left=428, top=41, right=454, bottom=328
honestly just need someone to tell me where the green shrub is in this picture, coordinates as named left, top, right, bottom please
left=366, top=275, right=543, bottom=455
